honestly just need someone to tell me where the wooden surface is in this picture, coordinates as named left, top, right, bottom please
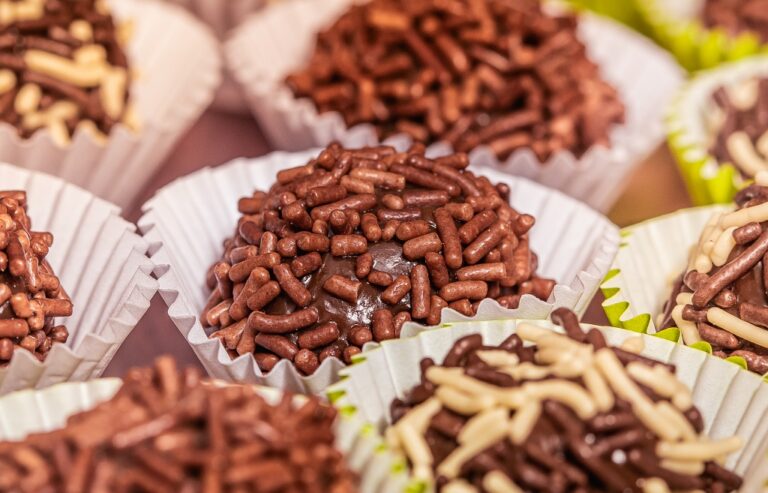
left=104, top=109, right=694, bottom=376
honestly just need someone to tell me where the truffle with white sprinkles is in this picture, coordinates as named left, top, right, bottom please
left=388, top=308, right=744, bottom=492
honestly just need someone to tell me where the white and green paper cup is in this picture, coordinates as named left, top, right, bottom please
left=667, top=56, right=768, bottom=205
left=328, top=318, right=768, bottom=492
left=636, top=0, right=768, bottom=72
left=561, top=0, right=651, bottom=36
left=599, top=205, right=768, bottom=379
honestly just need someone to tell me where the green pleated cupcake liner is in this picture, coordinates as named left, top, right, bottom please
left=636, top=0, right=768, bottom=72
left=562, top=0, right=651, bottom=37
left=329, top=318, right=768, bottom=492
left=601, top=205, right=768, bottom=380
left=666, top=55, right=768, bottom=205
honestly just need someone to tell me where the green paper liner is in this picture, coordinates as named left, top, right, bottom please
left=666, top=55, right=768, bottom=205
left=562, top=0, right=651, bottom=36
left=329, top=318, right=768, bottom=492
left=636, top=0, right=768, bottom=72
left=600, top=205, right=768, bottom=379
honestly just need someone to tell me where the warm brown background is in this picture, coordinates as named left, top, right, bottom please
left=103, top=110, right=694, bottom=376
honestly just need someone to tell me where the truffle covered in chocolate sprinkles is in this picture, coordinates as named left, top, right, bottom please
left=285, top=0, right=625, bottom=162
left=660, top=177, right=768, bottom=375
left=0, top=356, right=358, bottom=492
left=202, top=143, right=555, bottom=375
left=388, top=308, right=744, bottom=492
left=703, top=0, right=768, bottom=43
left=0, top=190, right=71, bottom=364
left=0, top=0, right=135, bottom=145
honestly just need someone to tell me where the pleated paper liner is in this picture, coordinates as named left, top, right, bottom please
left=667, top=56, right=768, bottom=205
left=327, top=318, right=768, bottom=492
left=224, top=0, right=683, bottom=213
left=560, top=0, right=652, bottom=36
left=599, top=204, right=768, bottom=379
left=0, top=379, right=402, bottom=493
left=636, top=0, right=768, bottom=73
left=0, top=0, right=221, bottom=210
left=138, top=149, right=620, bottom=394
left=0, top=164, right=156, bottom=395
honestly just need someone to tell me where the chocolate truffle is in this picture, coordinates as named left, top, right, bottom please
left=703, top=0, right=768, bottom=43
left=707, top=77, right=768, bottom=178
left=389, top=308, right=744, bottom=492
left=202, top=144, right=555, bottom=375
left=285, top=0, right=625, bottom=162
left=0, top=190, right=71, bottom=364
left=0, top=0, right=135, bottom=145
left=659, top=179, right=768, bottom=374
left=0, top=356, right=358, bottom=492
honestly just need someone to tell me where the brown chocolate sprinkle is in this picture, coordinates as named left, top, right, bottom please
left=285, top=0, right=625, bottom=162
left=660, top=182, right=768, bottom=374
left=203, top=144, right=555, bottom=375
left=388, top=308, right=743, bottom=492
left=0, top=0, right=134, bottom=145
left=707, top=77, right=768, bottom=178
left=0, top=190, right=71, bottom=365
left=0, top=356, right=358, bottom=492
left=703, top=0, right=768, bottom=43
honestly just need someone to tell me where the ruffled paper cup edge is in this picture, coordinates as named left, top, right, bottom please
left=328, top=318, right=768, bottom=492
left=637, top=0, right=768, bottom=73
left=599, top=205, right=768, bottom=380
left=224, top=4, right=683, bottom=212
left=138, top=150, right=619, bottom=395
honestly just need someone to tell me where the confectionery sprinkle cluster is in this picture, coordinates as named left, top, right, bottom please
left=389, top=308, right=744, bottom=493
left=286, top=0, right=625, bottom=161
left=0, top=0, right=134, bottom=145
left=0, top=356, right=358, bottom=492
left=702, top=0, right=768, bottom=43
left=661, top=177, right=768, bottom=374
left=0, top=190, right=70, bottom=365
left=707, top=77, right=768, bottom=177
left=203, top=143, right=554, bottom=375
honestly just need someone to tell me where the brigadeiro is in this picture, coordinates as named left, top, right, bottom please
left=388, top=308, right=744, bottom=492
left=202, top=143, right=555, bottom=376
left=0, top=190, right=71, bottom=365
left=284, top=0, right=625, bottom=162
left=0, top=0, right=137, bottom=146
left=702, top=0, right=768, bottom=43
left=707, top=76, right=768, bottom=178
left=0, top=356, right=358, bottom=492
left=659, top=176, right=768, bottom=375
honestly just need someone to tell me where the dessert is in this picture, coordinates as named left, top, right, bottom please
left=703, top=0, right=768, bottom=43
left=707, top=76, right=768, bottom=178
left=0, top=190, right=71, bottom=364
left=0, top=0, right=134, bottom=145
left=0, top=356, right=358, bottom=492
left=388, top=308, right=744, bottom=492
left=202, top=143, right=555, bottom=375
left=285, top=0, right=625, bottom=162
left=659, top=177, right=768, bottom=374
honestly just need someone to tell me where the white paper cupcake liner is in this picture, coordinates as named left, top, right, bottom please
left=0, top=0, right=221, bottom=210
left=0, top=163, right=157, bottom=395
left=138, top=149, right=619, bottom=394
left=0, top=378, right=404, bottom=493
left=667, top=56, right=768, bottom=205
left=328, top=318, right=768, bottom=491
left=224, top=1, right=683, bottom=212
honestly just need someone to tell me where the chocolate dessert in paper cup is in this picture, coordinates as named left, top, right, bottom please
left=0, top=357, right=398, bottom=492
left=328, top=315, right=768, bottom=492
left=667, top=56, right=768, bottom=205
left=637, top=0, right=768, bottom=73
left=225, top=0, right=682, bottom=213
left=0, top=0, right=221, bottom=209
left=0, top=163, right=156, bottom=394
left=139, top=145, right=619, bottom=394
left=602, top=177, right=768, bottom=377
